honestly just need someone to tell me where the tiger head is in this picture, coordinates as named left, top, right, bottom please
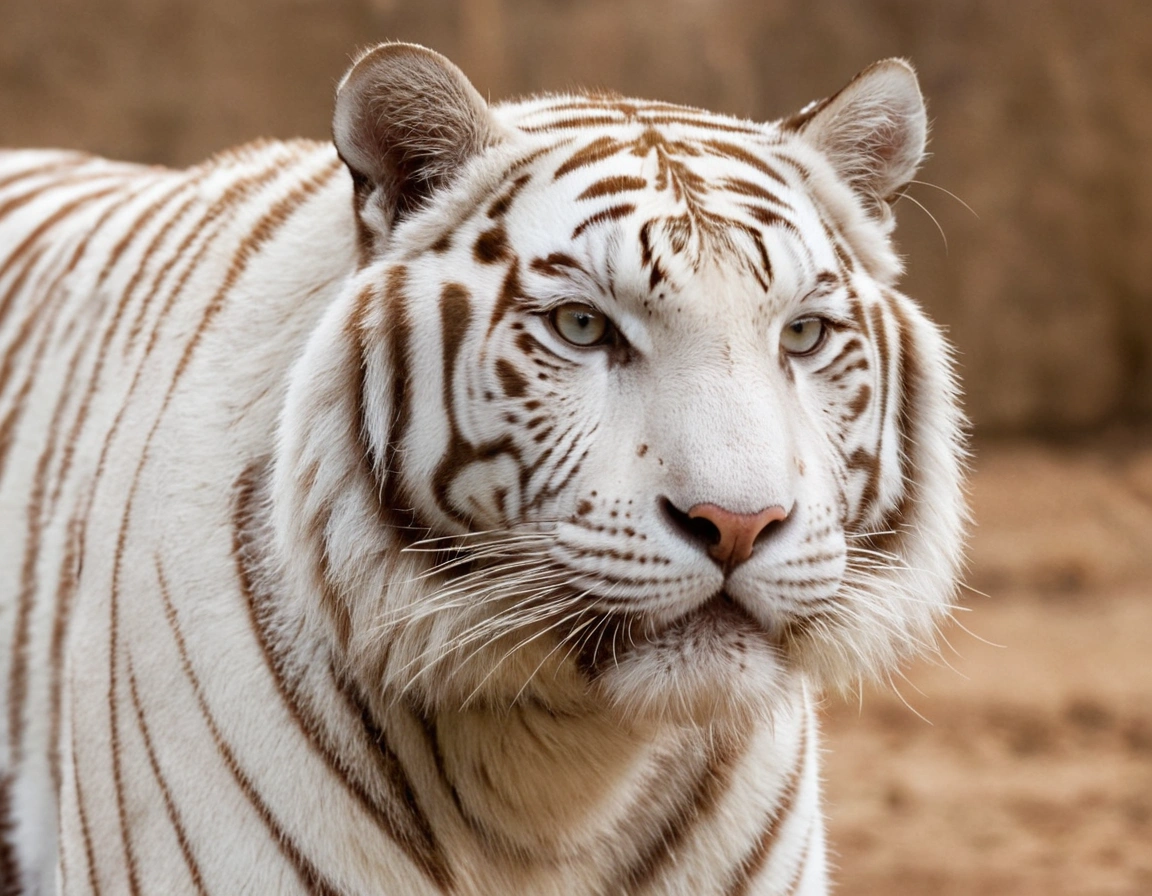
left=273, top=44, right=967, bottom=728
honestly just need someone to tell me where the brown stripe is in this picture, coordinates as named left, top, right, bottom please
left=155, top=558, right=342, bottom=896
left=495, top=358, right=528, bottom=399
left=432, top=283, right=476, bottom=523
left=638, top=114, right=762, bottom=134
left=577, top=175, right=647, bottom=201
left=0, top=166, right=108, bottom=236
left=108, top=503, right=144, bottom=896
left=605, top=737, right=746, bottom=896
left=0, top=154, right=89, bottom=194
left=120, top=187, right=217, bottom=354
left=529, top=252, right=586, bottom=278
left=47, top=514, right=84, bottom=797
left=487, top=173, right=531, bottom=218
left=866, top=293, right=923, bottom=555
left=522, top=115, right=626, bottom=132
left=376, top=264, right=419, bottom=530
left=125, top=657, right=209, bottom=896
left=724, top=725, right=808, bottom=896
left=849, top=302, right=892, bottom=528
left=70, top=700, right=103, bottom=896
left=554, top=136, right=626, bottom=180
left=572, top=203, right=635, bottom=239
left=0, top=774, right=19, bottom=896
left=700, top=139, right=789, bottom=186
left=473, top=224, right=509, bottom=264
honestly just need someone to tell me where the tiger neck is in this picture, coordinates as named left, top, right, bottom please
left=406, top=687, right=813, bottom=879
left=427, top=703, right=686, bottom=860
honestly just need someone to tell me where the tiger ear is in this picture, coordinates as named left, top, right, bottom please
left=333, top=43, right=501, bottom=245
left=786, top=59, right=927, bottom=215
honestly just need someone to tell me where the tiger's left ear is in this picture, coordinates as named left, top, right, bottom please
left=333, top=42, right=501, bottom=249
left=786, top=59, right=927, bottom=215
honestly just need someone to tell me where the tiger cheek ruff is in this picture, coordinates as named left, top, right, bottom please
left=0, top=42, right=965, bottom=896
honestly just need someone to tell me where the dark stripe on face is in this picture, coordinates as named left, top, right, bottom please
left=473, top=224, right=509, bottom=264
left=486, top=260, right=522, bottom=339
left=431, top=283, right=477, bottom=523
left=720, top=177, right=785, bottom=207
left=724, top=724, right=808, bottom=895
left=155, top=559, right=343, bottom=896
left=529, top=252, right=586, bottom=278
left=572, top=203, right=636, bottom=239
left=553, top=136, right=627, bottom=180
left=495, top=357, right=529, bottom=398
left=577, top=175, right=647, bottom=201
left=700, top=139, right=788, bottom=185
left=522, top=115, right=627, bottom=132
left=867, top=294, right=922, bottom=556
left=379, top=265, right=417, bottom=527
left=639, top=114, right=763, bottom=134
left=487, top=173, right=532, bottom=218
left=126, top=658, right=209, bottom=895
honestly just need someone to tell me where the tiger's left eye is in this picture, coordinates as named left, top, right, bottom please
left=780, top=317, right=827, bottom=356
left=550, top=303, right=612, bottom=347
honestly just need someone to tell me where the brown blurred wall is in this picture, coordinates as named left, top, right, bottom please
left=3, top=0, right=1150, bottom=436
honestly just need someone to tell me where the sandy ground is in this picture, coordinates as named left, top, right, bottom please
left=821, top=439, right=1152, bottom=895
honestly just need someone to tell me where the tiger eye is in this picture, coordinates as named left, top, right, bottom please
left=550, top=303, right=611, bottom=347
left=780, top=317, right=827, bottom=356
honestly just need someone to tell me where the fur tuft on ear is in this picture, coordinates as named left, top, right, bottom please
left=333, top=42, right=501, bottom=246
left=786, top=59, right=927, bottom=215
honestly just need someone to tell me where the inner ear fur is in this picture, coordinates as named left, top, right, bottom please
left=787, top=59, right=927, bottom=214
left=332, top=42, right=501, bottom=241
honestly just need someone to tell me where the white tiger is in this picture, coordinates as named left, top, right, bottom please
left=0, top=43, right=966, bottom=895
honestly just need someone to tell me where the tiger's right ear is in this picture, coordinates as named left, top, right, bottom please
left=333, top=43, right=500, bottom=248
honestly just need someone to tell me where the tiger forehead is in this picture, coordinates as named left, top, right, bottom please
left=465, top=115, right=828, bottom=289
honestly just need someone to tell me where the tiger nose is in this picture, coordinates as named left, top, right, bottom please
left=683, top=502, right=789, bottom=567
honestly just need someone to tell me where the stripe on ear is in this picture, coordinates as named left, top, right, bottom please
left=787, top=59, right=927, bottom=215
left=333, top=42, right=500, bottom=249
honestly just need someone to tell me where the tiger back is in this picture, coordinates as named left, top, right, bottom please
left=0, top=43, right=966, bottom=895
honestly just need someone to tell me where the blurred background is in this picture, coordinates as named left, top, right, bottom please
left=2, top=0, right=1149, bottom=892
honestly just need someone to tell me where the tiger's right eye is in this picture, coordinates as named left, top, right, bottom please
left=549, top=303, right=612, bottom=347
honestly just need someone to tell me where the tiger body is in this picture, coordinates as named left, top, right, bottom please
left=0, top=45, right=965, bottom=895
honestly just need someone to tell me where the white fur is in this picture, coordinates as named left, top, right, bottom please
left=0, top=46, right=965, bottom=895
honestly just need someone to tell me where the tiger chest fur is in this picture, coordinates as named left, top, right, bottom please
left=0, top=43, right=966, bottom=895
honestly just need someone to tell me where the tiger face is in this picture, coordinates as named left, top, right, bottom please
left=276, top=44, right=966, bottom=727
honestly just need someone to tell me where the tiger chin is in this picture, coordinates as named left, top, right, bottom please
left=0, top=41, right=965, bottom=896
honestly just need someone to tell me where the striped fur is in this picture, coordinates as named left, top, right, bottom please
left=0, top=44, right=965, bottom=895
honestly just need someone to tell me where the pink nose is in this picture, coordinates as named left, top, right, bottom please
left=687, top=503, right=789, bottom=567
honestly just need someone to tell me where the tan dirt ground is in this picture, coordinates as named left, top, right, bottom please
left=821, top=439, right=1152, bottom=895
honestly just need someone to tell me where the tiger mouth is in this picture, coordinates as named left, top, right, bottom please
left=573, top=591, right=784, bottom=678
left=662, top=591, right=782, bottom=643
